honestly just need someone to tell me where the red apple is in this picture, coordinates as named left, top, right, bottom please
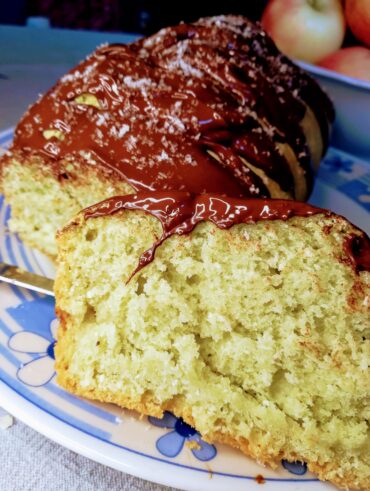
left=346, top=0, right=370, bottom=48
left=318, top=46, right=370, bottom=82
left=262, top=0, right=346, bottom=64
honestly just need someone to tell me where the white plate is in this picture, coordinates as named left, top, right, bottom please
left=0, top=128, right=368, bottom=491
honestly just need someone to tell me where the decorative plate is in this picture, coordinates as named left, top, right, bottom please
left=0, top=128, right=368, bottom=491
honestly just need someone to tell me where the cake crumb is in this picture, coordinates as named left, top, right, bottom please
left=255, top=474, right=265, bottom=484
left=0, top=408, right=13, bottom=430
left=185, top=440, right=201, bottom=451
left=205, top=464, right=213, bottom=480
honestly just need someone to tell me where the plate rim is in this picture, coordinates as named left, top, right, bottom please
left=0, top=378, right=325, bottom=491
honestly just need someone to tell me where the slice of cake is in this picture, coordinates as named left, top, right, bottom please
left=0, top=15, right=333, bottom=258
left=55, top=192, right=370, bottom=491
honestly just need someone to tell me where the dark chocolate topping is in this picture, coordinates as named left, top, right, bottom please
left=344, top=234, right=370, bottom=273
left=84, top=192, right=370, bottom=277
left=11, top=15, right=333, bottom=201
left=84, top=191, right=333, bottom=278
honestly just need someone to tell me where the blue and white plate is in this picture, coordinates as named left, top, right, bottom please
left=0, top=127, right=368, bottom=491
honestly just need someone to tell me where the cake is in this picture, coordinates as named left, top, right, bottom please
left=55, top=191, right=370, bottom=491
left=0, top=15, right=333, bottom=258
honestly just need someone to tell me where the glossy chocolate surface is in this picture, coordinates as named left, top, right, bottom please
left=344, top=234, right=370, bottom=273
left=84, top=191, right=369, bottom=277
left=84, top=191, right=328, bottom=277
left=11, top=15, right=333, bottom=201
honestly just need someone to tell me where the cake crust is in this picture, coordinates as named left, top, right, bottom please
left=55, top=370, right=369, bottom=491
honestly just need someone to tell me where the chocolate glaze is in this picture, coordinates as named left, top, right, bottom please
left=139, top=23, right=304, bottom=156
left=206, top=16, right=334, bottom=144
left=84, top=192, right=370, bottom=277
left=84, top=191, right=333, bottom=279
left=137, top=15, right=333, bottom=181
left=344, top=235, right=370, bottom=273
left=11, top=15, right=333, bottom=201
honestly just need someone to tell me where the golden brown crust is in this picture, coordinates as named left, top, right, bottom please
left=55, top=356, right=369, bottom=491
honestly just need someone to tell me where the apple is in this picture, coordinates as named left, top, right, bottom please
left=346, top=0, right=370, bottom=48
left=318, top=46, right=370, bottom=82
left=262, top=0, right=346, bottom=64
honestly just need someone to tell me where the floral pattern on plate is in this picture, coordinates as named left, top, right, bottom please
left=149, top=412, right=217, bottom=461
left=8, top=314, right=58, bottom=387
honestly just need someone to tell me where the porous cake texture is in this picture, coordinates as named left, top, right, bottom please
left=0, top=14, right=333, bottom=258
left=55, top=193, right=370, bottom=491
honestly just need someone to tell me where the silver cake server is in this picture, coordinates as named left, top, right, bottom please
left=0, top=262, right=54, bottom=296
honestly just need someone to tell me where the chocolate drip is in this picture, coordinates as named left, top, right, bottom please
left=84, top=192, right=370, bottom=278
left=138, top=24, right=307, bottom=187
left=84, top=191, right=330, bottom=278
left=344, top=234, right=370, bottom=273
left=138, top=16, right=333, bottom=181
left=11, top=15, right=333, bottom=202
left=195, top=16, right=334, bottom=146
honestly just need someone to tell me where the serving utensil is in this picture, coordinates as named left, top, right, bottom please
left=0, top=262, right=54, bottom=296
